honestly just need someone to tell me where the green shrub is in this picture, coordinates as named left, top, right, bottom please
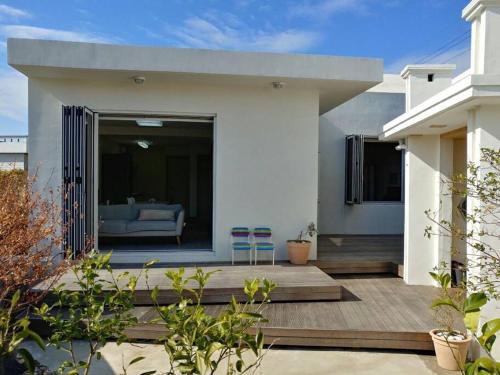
left=144, top=264, right=276, bottom=375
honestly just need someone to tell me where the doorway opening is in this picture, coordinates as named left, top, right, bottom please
left=97, top=113, right=214, bottom=253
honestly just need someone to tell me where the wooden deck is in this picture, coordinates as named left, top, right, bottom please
left=36, top=265, right=342, bottom=304
left=314, top=235, right=404, bottom=275
left=125, top=275, right=437, bottom=350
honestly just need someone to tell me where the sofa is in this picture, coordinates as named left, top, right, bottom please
left=98, top=203, right=185, bottom=245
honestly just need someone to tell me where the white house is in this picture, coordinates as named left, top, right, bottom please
left=0, top=135, right=27, bottom=170
left=7, top=38, right=383, bottom=263
left=381, top=0, right=500, bottom=353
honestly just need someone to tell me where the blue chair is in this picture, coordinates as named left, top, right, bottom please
left=253, top=227, right=275, bottom=265
left=230, top=227, right=252, bottom=265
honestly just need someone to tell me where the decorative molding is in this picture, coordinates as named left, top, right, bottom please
left=463, top=0, right=500, bottom=22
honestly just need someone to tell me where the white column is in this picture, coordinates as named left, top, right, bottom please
left=466, top=106, right=500, bottom=359
left=404, top=135, right=443, bottom=284
left=463, top=0, right=500, bottom=75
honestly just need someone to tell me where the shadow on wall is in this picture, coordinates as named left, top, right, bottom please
left=318, top=92, right=406, bottom=235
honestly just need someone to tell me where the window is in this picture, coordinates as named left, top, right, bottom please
left=345, top=136, right=403, bottom=204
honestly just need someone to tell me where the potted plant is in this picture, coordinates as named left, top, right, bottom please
left=287, top=222, right=318, bottom=265
left=429, top=271, right=472, bottom=371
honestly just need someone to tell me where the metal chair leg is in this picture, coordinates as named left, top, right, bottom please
left=232, top=249, right=234, bottom=265
left=272, top=250, right=275, bottom=266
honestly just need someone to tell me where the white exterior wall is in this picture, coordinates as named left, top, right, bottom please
left=0, top=136, right=27, bottom=170
left=28, top=77, right=319, bottom=263
left=318, top=91, right=405, bottom=234
left=467, top=105, right=500, bottom=359
left=0, top=153, right=25, bottom=170
left=404, top=135, right=440, bottom=284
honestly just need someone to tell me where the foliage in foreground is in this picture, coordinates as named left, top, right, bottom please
left=426, top=148, right=500, bottom=374
left=36, top=251, right=139, bottom=375
left=425, top=148, right=499, bottom=299
left=431, top=272, right=500, bottom=374
left=0, top=170, right=70, bottom=374
left=144, top=264, right=277, bottom=375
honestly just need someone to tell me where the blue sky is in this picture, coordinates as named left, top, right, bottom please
left=0, top=0, right=471, bottom=135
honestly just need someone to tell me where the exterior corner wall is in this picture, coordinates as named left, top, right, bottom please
left=404, top=135, right=443, bottom=285
left=466, top=105, right=500, bottom=360
left=28, top=78, right=320, bottom=263
left=406, top=73, right=453, bottom=111
left=318, top=91, right=405, bottom=235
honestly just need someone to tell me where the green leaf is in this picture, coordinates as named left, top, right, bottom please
left=144, top=259, right=159, bottom=268
left=431, top=297, right=458, bottom=311
left=239, top=312, right=263, bottom=319
left=463, top=292, right=488, bottom=313
left=17, top=348, right=36, bottom=375
left=26, top=329, right=45, bottom=351
left=151, top=286, right=160, bottom=302
left=464, top=311, right=481, bottom=332
left=129, top=356, right=146, bottom=366
left=256, top=330, right=264, bottom=349
left=479, top=318, right=500, bottom=350
left=11, top=289, right=21, bottom=307
left=236, top=359, right=244, bottom=372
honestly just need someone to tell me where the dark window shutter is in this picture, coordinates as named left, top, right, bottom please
left=345, top=135, right=363, bottom=204
left=62, top=106, right=94, bottom=258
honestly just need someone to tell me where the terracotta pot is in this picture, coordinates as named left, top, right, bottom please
left=287, top=240, right=311, bottom=265
left=429, top=329, right=472, bottom=371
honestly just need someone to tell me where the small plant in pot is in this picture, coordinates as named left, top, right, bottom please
left=287, top=222, right=318, bottom=265
left=429, top=271, right=473, bottom=371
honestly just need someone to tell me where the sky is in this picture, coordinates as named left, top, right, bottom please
left=0, top=0, right=471, bottom=135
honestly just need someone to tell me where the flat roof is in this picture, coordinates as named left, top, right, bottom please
left=7, top=38, right=383, bottom=114
left=381, top=73, right=500, bottom=139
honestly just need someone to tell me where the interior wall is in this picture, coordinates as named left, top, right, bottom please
left=99, top=135, right=211, bottom=218
left=28, top=78, right=319, bottom=263
left=318, top=91, right=405, bottom=234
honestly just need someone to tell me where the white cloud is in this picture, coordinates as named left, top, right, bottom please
left=386, top=47, right=471, bottom=75
left=290, top=0, right=366, bottom=19
left=1, top=25, right=112, bottom=43
left=0, top=4, right=31, bottom=19
left=166, top=15, right=319, bottom=53
left=0, top=69, right=27, bottom=122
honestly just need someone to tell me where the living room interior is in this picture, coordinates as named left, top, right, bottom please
left=97, top=114, right=214, bottom=253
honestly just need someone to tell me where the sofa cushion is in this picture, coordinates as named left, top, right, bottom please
left=99, top=219, right=129, bottom=234
left=99, top=205, right=135, bottom=220
left=137, top=209, right=175, bottom=221
left=126, top=220, right=177, bottom=232
left=131, top=203, right=182, bottom=219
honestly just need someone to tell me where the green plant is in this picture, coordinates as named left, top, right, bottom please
left=295, top=222, right=318, bottom=242
left=0, top=290, right=45, bottom=375
left=36, top=251, right=140, bottom=375
left=145, top=265, right=276, bottom=375
left=425, top=148, right=499, bottom=299
left=429, top=271, right=466, bottom=336
left=430, top=270, right=499, bottom=374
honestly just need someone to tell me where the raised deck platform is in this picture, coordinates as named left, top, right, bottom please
left=125, top=275, right=436, bottom=350
left=37, top=265, right=342, bottom=304
left=314, top=235, right=404, bottom=275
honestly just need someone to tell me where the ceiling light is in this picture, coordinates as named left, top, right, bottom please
left=137, top=140, right=151, bottom=149
left=132, top=76, right=146, bottom=84
left=272, top=81, right=285, bottom=89
left=136, top=119, right=163, bottom=127
left=430, top=124, right=447, bottom=128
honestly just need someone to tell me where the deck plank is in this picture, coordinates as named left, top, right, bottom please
left=123, top=276, right=437, bottom=351
left=35, top=265, right=342, bottom=304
